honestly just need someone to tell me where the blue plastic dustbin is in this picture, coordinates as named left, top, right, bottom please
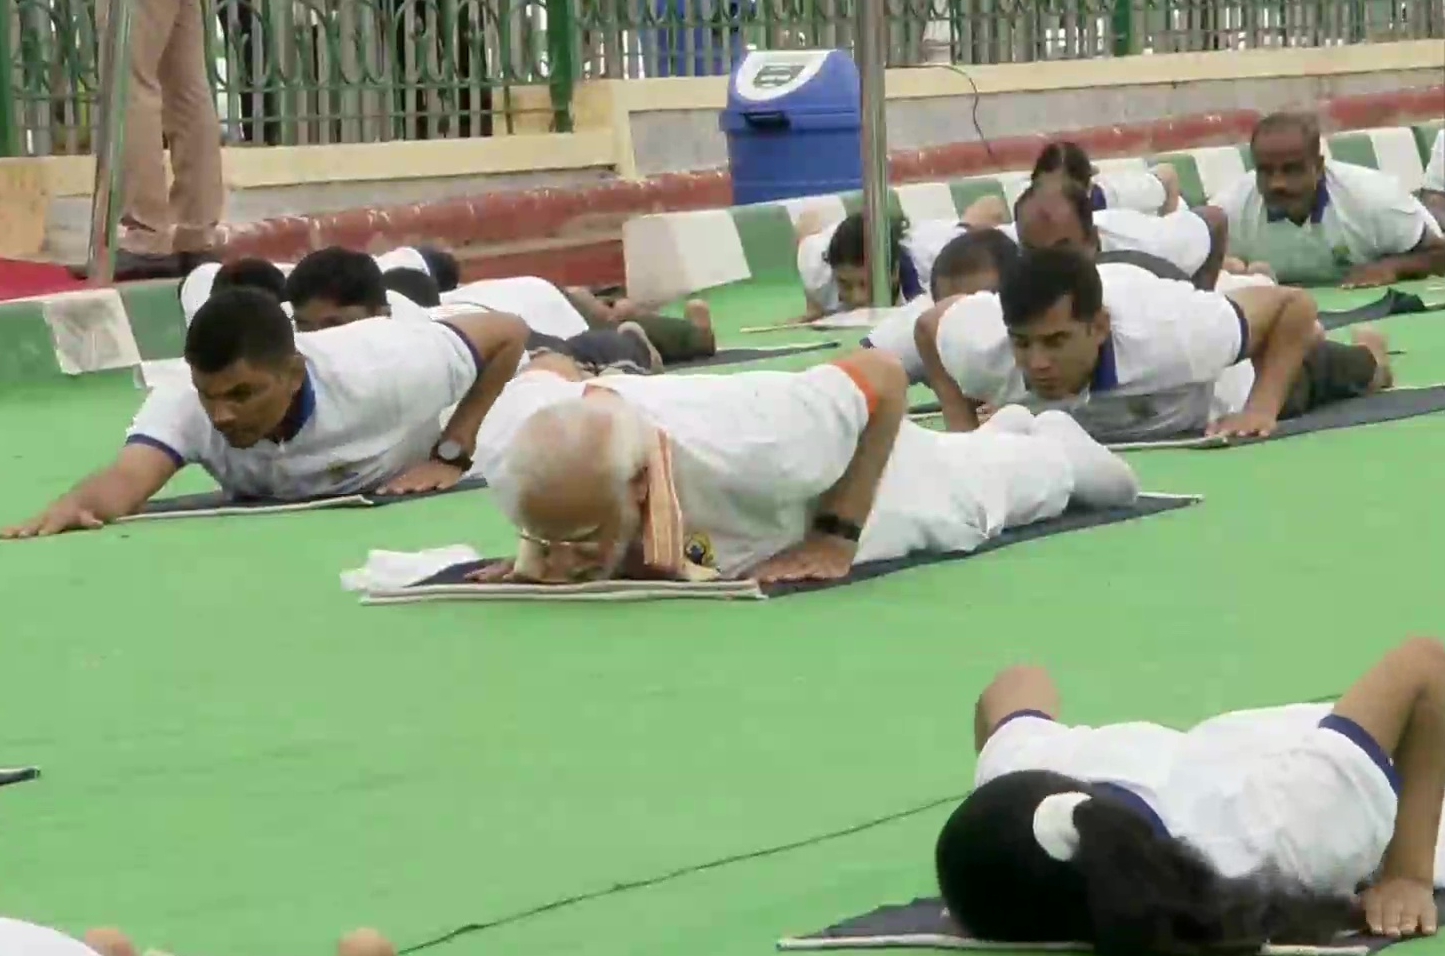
left=719, top=49, right=863, bottom=206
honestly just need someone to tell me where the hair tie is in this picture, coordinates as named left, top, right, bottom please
left=1032, top=791, right=1090, bottom=861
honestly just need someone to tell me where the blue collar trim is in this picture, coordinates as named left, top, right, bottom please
left=272, top=368, right=315, bottom=443
left=1266, top=180, right=1330, bottom=225
left=1091, top=337, right=1119, bottom=391
left=1089, top=183, right=1107, bottom=211
left=1095, top=782, right=1169, bottom=837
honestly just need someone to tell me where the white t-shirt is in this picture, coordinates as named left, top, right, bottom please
left=861, top=295, right=935, bottom=382
left=1093, top=170, right=1168, bottom=215
left=0, top=919, right=103, bottom=956
left=1214, top=160, right=1443, bottom=283
left=440, top=277, right=588, bottom=340
left=179, top=248, right=435, bottom=323
left=1000, top=208, right=1212, bottom=277
left=1425, top=131, right=1445, bottom=194
left=799, top=219, right=965, bottom=313
left=975, top=705, right=1418, bottom=894
left=126, top=317, right=479, bottom=499
left=935, top=263, right=1254, bottom=442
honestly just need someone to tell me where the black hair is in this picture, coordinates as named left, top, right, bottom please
left=382, top=266, right=442, bottom=308
left=211, top=257, right=288, bottom=301
left=931, top=228, right=1020, bottom=299
left=283, top=246, right=387, bottom=311
left=416, top=245, right=460, bottom=292
left=1032, top=141, right=1094, bottom=187
left=936, top=770, right=1360, bottom=956
left=999, top=246, right=1103, bottom=330
left=824, top=212, right=908, bottom=270
left=1251, top=111, right=1322, bottom=155
left=185, top=287, right=297, bottom=375
left=1013, top=179, right=1096, bottom=235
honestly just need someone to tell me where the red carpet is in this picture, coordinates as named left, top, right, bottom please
left=0, top=258, right=86, bottom=302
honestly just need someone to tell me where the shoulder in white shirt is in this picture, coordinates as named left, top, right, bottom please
left=125, top=317, right=480, bottom=499
left=996, top=209, right=1211, bottom=276
left=1093, top=170, right=1168, bottom=215
left=441, top=277, right=589, bottom=339
left=861, top=295, right=935, bottom=382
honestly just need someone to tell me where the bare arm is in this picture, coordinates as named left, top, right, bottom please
left=1191, top=205, right=1229, bottom=290
left=1223, top=285, right=1321, bottom=426
left=915, top=298, right=982, bottom=432
left=974, top=665, right=1061, bottom=754
left=2, top=444, right=179, bottom=538
left=1334, top=637, right=1445, bottom=936
left=435, top=311, right=530, bottom=454
left=813, top=350, right=910, bottom=529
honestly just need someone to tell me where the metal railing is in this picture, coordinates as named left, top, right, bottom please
left=2, top=0, right=1440, bottom=156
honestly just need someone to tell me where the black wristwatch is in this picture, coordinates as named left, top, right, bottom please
left=813, top=512, right=863, bottom=542
left=431, top=438, right=474, bottom=472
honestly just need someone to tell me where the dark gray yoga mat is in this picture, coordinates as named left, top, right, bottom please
left=673, top=341, right=840, bottom=369
left=139, top=475, right=490, bottom=517
left=779, top=895, right=1445, bottom=953
left=1319, top=288, right=1436, bottom=330
left=910, top=386, right=1445, bottom=451
left=0, top=766, right=39, bottom=789
left=398, top=494, right=1199, bottom=597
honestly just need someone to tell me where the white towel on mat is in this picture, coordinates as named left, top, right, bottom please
left=340, top=545, right=482, bottom=592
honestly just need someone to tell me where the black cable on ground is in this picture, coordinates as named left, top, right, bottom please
left=398, top=790, right=967, bottom=953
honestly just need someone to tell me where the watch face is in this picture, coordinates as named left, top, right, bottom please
left=436, top=439, right=464, bottom=461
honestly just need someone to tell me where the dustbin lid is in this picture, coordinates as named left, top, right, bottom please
left=726, top=49, right=860, bottom=115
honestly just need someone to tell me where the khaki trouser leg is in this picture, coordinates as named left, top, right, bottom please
left=159, top=0, right=223, bottom=253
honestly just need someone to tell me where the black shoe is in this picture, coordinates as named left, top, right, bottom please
left=68, top=249, right=186, bottom=282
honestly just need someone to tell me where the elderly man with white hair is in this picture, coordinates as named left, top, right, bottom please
left=466, top=349, right=1141, bottom=585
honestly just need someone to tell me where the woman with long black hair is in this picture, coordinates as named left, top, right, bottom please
left=937, top=637, right=1445, bottom=954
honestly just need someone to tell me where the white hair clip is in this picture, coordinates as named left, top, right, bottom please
left=1032, top=791, right=1090, bottom=862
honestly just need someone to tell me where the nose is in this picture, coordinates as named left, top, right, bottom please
left=1024, top=346, right=1053, bottom=374
left=209, top=404, right=239, bottom=428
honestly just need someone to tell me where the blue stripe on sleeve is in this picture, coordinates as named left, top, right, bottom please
left=438, top=321, right=484, bottom=375
left=125, top=434, right=185, bottom=469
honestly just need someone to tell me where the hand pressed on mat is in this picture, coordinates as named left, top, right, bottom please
left=1206, top=408, right=1278, bottom=440
left=1362, top=878, right=1439, bottom=938
left=750, top=534, right=855, bottom=584
left=1342, top=261, right=1399, bottom=290
left=374, top=460, right=464, bottom=496
left=1, top=498, right=106, bottom=539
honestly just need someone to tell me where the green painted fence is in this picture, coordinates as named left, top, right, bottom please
left=2, top=0, right=1440, bottom=157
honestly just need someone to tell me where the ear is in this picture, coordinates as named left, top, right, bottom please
left=1092, top=306, right=1112, bottom=340
left=628, top=468, right=649, bottom=505
left=285, top=351, right=307, bottom=385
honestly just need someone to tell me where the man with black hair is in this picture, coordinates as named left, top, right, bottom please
left=939, top=636, right=1445, bottom=950
left=285, top=247, right=435, bottom=330
left=914, top=246, right=1391, bottom=442
left=1008, top=179, right=1227, bottom=290
left=797, top=212, right=965, bottom=317
left=1, top=289, right=527, bottom=537
left=383, top=267, right=443, bottom=308
left=862, top=228, right=1021, bottom=382
left=1214, top=111, right=1445, bottom=287
left=210, top=257, right=289, bottom=301
left=178, top=246, right=453, bottom=324
left=1031, top=140, right=1181, bottom=216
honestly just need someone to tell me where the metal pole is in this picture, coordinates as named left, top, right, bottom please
left=856, top=0, right=891, bottom=308
left=86, top=0, right=135, bottom=287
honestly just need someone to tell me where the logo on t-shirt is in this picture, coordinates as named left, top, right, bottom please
left=1331, top=244, right=1354, bottom=267
left=684, top=532, right=717, bottom=569
left=1126, top=397, right=1157, bottom=423
left=327, top=461, right=362, bottom=484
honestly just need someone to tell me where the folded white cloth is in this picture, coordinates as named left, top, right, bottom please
left=340, top=545, right=482, bottom=592
left=808, top=307, right=891, bottom=330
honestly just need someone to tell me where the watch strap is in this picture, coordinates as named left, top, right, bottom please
left=813, top=512, right=862, bottom=542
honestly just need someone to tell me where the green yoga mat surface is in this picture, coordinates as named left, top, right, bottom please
left=3, top=284, right=1445, bottom=956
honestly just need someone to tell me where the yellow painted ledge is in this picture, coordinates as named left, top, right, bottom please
left=611, top=40, right=1445, bottom=111
left=32, top=130, right=615, bottom=198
